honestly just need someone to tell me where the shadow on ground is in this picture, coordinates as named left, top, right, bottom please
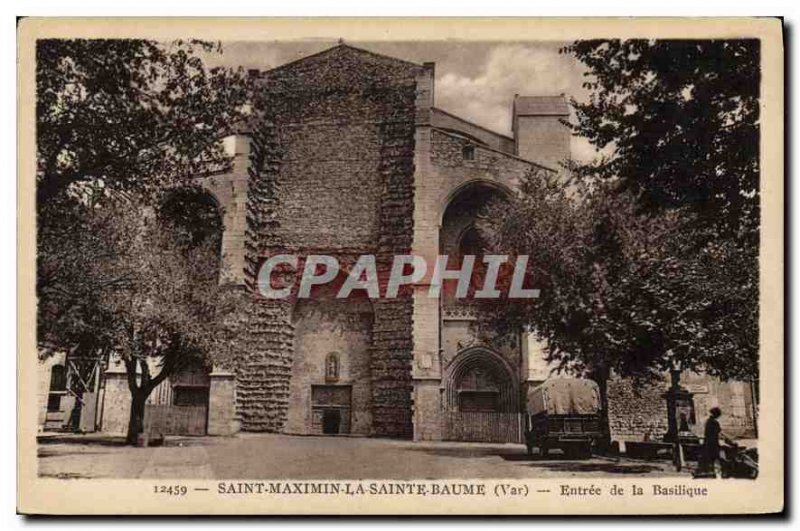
left=37, top=434, right=128, bottom=446
left=38, top=448, right=110, bottom=458
left=404, top=446, right=521, bottom=459
left=40, top=471, right=94, bottom=480
left=522, top=461, right=667, bottom=474
left=37, top=434, right=209, bottom=448
left=407, top=445, right=610, bottom=462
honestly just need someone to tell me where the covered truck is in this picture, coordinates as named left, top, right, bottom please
left=524, top=378, right=603, bottom=458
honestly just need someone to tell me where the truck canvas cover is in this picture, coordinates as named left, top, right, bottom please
left=528, top=378, right=601, bottom=416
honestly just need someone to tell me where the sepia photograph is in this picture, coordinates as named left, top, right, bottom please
left=16, top=17, right=784, bottom=515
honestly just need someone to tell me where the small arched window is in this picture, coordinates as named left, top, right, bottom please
left=49, top=364, right=66, bottom=391
left=462, top=145, right=475, bottom=161
left=325, top=353, right=340, bottom=382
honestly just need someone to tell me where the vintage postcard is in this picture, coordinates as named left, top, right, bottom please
left=17, top=17, right=784, bottom=515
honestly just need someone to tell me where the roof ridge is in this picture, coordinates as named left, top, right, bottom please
left=431, top=106, right=514, bottom=142
left=260, top=42, right=424, bottom=76
left=337, top=43, right=425, bottom=69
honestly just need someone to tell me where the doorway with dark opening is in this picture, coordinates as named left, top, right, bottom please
left=322, top=409, right=342, bottom=434
left=311, top=385, right=352, bottom=435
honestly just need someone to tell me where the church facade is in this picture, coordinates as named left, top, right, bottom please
left=38, top=44, right=757, bottom=445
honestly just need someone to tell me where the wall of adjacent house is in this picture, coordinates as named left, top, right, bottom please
left=37, top=352, right=66, bottom=430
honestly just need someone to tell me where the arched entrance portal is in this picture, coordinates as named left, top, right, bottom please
left=443, top=347, right=521, bottom=442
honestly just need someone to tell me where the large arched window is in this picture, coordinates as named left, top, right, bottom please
left=441, top=182, right=508, bottom=256
left=159, top=187, right=223, bottom=253
left=440, top=182, right=509, bottom=303
left=159, top=187, right=224, bottom=276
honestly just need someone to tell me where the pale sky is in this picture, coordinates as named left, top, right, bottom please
left=207, top=40, right=598, bottom=162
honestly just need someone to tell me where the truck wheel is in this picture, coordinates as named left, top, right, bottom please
left=579, top=442, right=593, bottom=459
left=540, top=441, right=549, bottom=458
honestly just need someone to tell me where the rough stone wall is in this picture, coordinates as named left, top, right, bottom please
left=229, top=105, right=292, bottom=431
left=275, top=121, right=384, bottom=250
left=607, top=377, right=669, bottom=442
left=430, top=128, right=543, bottom=193
left=371, top=111, right=418, bottom=438
left=237, top=46, right=420, bottom=436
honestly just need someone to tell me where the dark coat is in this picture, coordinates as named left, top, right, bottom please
left=704, top=416, right=721, bottom=458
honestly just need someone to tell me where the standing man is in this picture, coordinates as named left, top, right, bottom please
left=702, top=407, right=730, bottom=477
left=68, top=386, right=84, bottom=433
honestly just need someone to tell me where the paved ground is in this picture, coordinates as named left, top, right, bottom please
left=38, top=432, right=689, bottom=480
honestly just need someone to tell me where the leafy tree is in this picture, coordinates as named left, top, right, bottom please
left=36, top=40, right=249, bottom=443
left=561, top=39, right=760, bottom=382
left=37, top=38, right=247, bottom=295
left=479, top=40, right=760, bottom=443
left=563, top=39, right=760, bottom=242
left=38, top=193, right=246, bottom=444
left=482, top=173, right=672, bottom=437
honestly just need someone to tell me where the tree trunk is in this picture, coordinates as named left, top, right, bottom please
left=592, top=368, right=612, bottom=453
left=126, top=391, right=147, bottom=445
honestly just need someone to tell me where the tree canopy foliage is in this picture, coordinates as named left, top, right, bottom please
left=36, top=39, right=247, bottom=204
left=564, top=39, right=760, bottom=242
left=485, top=172, right=757, bottom=384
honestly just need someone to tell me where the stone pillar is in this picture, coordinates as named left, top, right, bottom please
left=207, top=370, right=238, bottom=435
left=409, top=85, right=444, bottom=440
left=662, top=370, right=698, bottom=444
left=214, top=134, right=251, bottom=287
left=100, top=362, right=131, bottom=436
left=412, top=285, right=444, bottom=441
left=413, top=379, right=443, bottom=441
